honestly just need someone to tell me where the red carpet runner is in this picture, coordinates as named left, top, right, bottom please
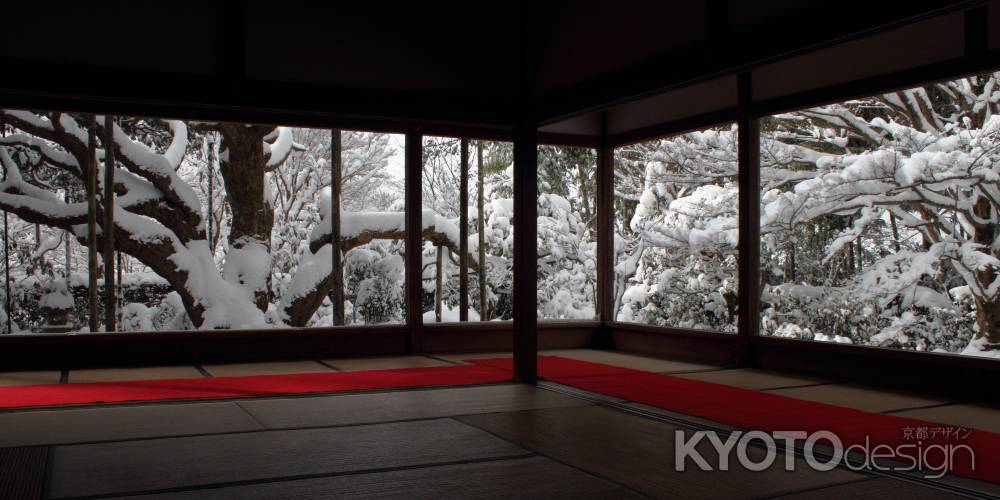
left=469, top=356, right=1000, bottom=485
left=0, top=365, right=509, bottom=409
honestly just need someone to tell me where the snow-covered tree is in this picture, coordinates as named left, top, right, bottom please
left=613, top=72, right=1000, bottom=357
left=614, top=127, right=739, bottom=331
left=0, top=113, right=305, bottom=329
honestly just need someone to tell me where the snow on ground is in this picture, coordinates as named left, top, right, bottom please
left=423, top=306, right=480, bottom=322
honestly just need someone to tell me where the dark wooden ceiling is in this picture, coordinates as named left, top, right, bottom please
left=0, top=0, right=988, bottom=131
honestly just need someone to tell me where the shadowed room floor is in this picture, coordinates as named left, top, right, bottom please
left=0, top=349, right=997, bottom=499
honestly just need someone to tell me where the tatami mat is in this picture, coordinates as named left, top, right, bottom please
left=675, top=368, right=832, bottom=390
left=458, top=405, right=863, bottom=500
left=0, top=402, right=262, bottom=447
left=68, top=366, right=204, bottom=383
left=0, top=371, right=62, bottom=387
left=436, top=349, right=722, bottom=374
left=238, top=384, right=587, bottom=429
left=433, top=351, right=512, bottom=364
left=767, top=383, right=953, bottom=413
left=890, top=403, right=1000, bottom=434
left=770, top=477, right=968, bottom=499
left=48, top=419, right=526, bottom=498
left=119, top=456, right=641, bottom=500
left=324, top=356, right=453, bottom=371
left=201, top=361, right=333, bottom=378
left=543, top=349, right=723, bottom=373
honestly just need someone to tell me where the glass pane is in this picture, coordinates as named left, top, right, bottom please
left=278, top=129, right=405, bottom=327
left=421, top=137, right=513, bottom=322
left=0, top=112, right=405, bottom=332
left=537, top=145, right=597, bottom=320
left=759, top=72, right=1000, bottom=358
left=613, top=124, right=739, bottom=332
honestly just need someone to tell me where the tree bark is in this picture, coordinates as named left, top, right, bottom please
left=207, top=135, right=215, bottom=251
left=847, top=237, right=855, bottom=275
left=218, top=124, right=275, bottom=311
left=103, top=114, right=116, bottom=332
left=787, top=241, right=796, bottom=282
left=889, top=213, right=901, bottom=252
left=459, top=139, right=469, bottom=321
left=577, top=159, right=592, bottom=225
left=972, top=197, right=1000, bottom=346
left=855, top=238, right=863, bottom=271
left=64, top=190, right=72, bottom=287
left=477, top=142, right=488, bottom=320
left=86, top=116, right=99, bottom=332
left=329, top=129, right=345, bottom=325
left=34, top=224, right=41, bottom=268
left=0, top=112, right=289, bottom=330
left=435, top=245, right=444, bottom=322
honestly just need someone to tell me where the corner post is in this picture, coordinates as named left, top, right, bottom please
left=596, top=112, right=615, bottom=333
left=512, top=126, right=538, bottom=383
left=405, top=131, right=424, bottom=352
left=736, top=72, right=760, bottom=366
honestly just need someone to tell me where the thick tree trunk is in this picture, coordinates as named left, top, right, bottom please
left=218, top=124, right=275, bottom=311
left=974, top=296, right=1000, bottom=346
left=459, top=139, right=469, bottom=321
left=972, top=197, right=1000, bottom=347
left=0, top=112, right=280, bottom=331
left=329, top=129, right=345, bottom=325
left=477, top=142, right=488, bottom=320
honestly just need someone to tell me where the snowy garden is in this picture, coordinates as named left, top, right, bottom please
left=615, top=72, right=1000, bottom=358
left=0, top=71, right=998, bottom=358
left=0, top=116, right=597, bottom=333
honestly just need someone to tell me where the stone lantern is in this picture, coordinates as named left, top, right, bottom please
left=39, top=281, right=75, bottom=334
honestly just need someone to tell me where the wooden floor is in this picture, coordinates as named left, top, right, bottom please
left=0, top=349, right=998, bottom=499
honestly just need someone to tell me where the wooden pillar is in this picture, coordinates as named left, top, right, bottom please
left=2, top=209, right=7, bottom=335
left=103, top=115, right=116, bottom=332
left=404, top=131, right=424, bottom=352
left=86, top=116, right=99, bottom=332
left=476, top=142, right=488, bottom=320
left=1, top=121, right=9, bottom=334
left=329, top=129, right=345, bottom=325
left=595, top=112, right=615, bottom=326
left=736, top=72, right=760, bottom=366
left=459, top=139, right=469, bottom=321
left=512, top=126, right=538, bottom=383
